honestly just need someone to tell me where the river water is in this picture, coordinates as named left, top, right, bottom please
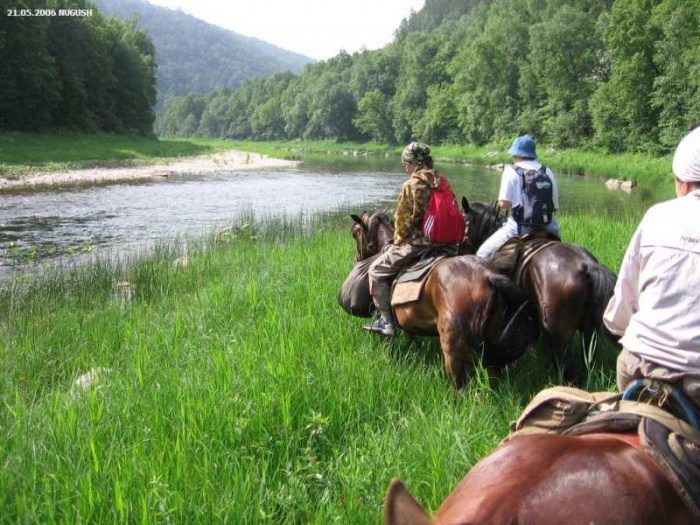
left=0, top=154, right=663, bottom=275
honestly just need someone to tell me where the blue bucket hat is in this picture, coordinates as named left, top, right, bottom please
left=508, top=135, right=537, bottom=159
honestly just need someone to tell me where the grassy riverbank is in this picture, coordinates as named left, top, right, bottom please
left=0, top=133, right=233, bottom=179
left=221, top=139, right=673, bottom=190
left=0, top=210, right=634, bottom=523
left=0, top=132, right=673, bottom=191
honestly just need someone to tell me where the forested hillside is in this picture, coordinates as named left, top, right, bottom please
left=93, top=0, right=314, bottom=104
left=0, top=0, right=156, bottom=133
left=157, top=0, right=700, bottom=154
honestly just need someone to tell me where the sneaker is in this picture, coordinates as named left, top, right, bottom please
left=363, top=319, right=395, bottom=336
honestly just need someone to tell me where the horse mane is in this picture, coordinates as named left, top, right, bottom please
left=584, top=259, right=619, bottom=343
left=367, top=211, right=394, bottom=244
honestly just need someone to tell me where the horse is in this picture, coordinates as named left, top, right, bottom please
left=345, top=211, right=539, bottom=389
left=460, top=198, right=619, bottom=384
left=350, top=211, right=395, bottom=261
left=384, top=432, right=693, bottom=524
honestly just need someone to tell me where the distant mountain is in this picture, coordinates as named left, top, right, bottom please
left=93, top=0, right=314, bottom=105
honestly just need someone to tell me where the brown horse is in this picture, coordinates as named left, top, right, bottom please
left=461, top=198, right=619, bottom=384
left=350, top=211, right=395, bottom=261
left=384, top=432, right=693, bottom=524
left=346, top=212, right=539, bottom=389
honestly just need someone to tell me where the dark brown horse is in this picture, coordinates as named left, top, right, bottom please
left=384, top=432, right=693, bottom=524
left=461, top=199, right=619, bottom=384
left=346, top=212, right=539, bottom=389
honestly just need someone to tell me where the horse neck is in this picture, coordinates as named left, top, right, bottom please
left=469, top=204, right=502, bottom=248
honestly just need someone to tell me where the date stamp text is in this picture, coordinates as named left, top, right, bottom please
left=6, top=8, right=94, bottom=17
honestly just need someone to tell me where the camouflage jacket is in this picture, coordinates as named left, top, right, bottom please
left=394, top=168, right=442, bottom=245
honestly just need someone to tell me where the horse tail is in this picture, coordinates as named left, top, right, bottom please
left=585, top=262, right=619, bottom=343
left=484, top=275, right=539, bottom=366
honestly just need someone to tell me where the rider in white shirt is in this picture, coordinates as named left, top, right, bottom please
left=604, top=126, right=700, bottom=408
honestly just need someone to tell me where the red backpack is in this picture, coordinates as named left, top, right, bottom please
left=421, top=176, right=466, bottom=244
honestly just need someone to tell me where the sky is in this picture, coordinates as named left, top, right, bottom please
left=146, top=0, right=426, bottom=60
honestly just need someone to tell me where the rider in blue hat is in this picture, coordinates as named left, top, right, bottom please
left=476, top=134, right=561, bottom=260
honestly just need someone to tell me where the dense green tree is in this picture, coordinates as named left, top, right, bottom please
left=590, top=0, right=663, bottom=152
left=0, top=0, right=58, bottom=130
left=0, top=0, right=156, bottom=133
left=651, top=0, right=700, bottom=149
left=157, top=93, right=206, bottom=137
left=451, top=0, right=530, bottom=144
left=391, top=32, right=449, bottom=143
left=527, top=6, right=600, bottom=146
left=354, top=89, right=395, bottom=143
left=197, top=88, right=233, bottom=137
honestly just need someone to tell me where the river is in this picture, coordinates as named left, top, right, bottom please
left=0, top=154, right=664, bottom=276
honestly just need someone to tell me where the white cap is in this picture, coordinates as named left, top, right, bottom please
left=672, top=127, right=700, bottom=182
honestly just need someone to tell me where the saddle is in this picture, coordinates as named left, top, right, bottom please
left=391, top=246, right=456, bottom=307
left=490, top=230, right=559, bottom=283
left=507, top=383, right=700, bottom=520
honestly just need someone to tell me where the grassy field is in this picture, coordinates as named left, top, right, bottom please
left=0, top=210, right=636, bottom=523
left=0, top=132, right=674, bottom=192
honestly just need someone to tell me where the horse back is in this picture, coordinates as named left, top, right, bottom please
left=427, top=433, right=692, bottom=525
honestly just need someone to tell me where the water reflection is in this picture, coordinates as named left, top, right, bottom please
left=0, top=155, right=667, bottom=273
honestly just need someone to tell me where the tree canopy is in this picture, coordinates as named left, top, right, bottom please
left=157, top=0, right=700, bottom=154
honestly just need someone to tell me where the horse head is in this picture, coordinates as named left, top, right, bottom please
left=350, top=210, right=394, bottom=261
left=460, top=197, right=504, bottom=254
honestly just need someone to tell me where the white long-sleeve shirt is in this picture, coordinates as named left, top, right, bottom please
left=603, top=189, right=700, bottom=372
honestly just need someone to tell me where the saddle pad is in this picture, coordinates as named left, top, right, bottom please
left=391, top=254, right=448, bottom=307
left=391, top=281, right=424, bottom=306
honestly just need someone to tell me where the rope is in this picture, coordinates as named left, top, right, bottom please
left=622, top=378, right=700, bottom=430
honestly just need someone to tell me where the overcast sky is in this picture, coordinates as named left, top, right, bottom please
left=146, top=0, right=426, bottom=60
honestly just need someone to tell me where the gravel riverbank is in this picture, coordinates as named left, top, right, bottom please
left=0, top=150, right=300, bottom=189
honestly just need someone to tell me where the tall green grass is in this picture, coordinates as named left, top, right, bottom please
left=0, top=210, right=631, bottom=523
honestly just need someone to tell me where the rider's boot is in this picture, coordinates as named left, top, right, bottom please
left=363, top=309, right=395, bottom=336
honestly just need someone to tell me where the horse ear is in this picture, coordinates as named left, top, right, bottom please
left=384, top=479, right=432, bottom=525
left=350, top=214, right=364, bottom=226
left=461, top=197, right=470, bottom=213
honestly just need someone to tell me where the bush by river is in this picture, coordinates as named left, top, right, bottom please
left=0, top=209, right=634, bottom=522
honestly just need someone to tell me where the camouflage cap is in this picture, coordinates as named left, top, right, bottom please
left=401, top=142, right=431, bottom=167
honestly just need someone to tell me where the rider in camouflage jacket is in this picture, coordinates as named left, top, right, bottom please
left=393, top=167, right=441, bottom=246
left=364, top=142, right=449, bottom=336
